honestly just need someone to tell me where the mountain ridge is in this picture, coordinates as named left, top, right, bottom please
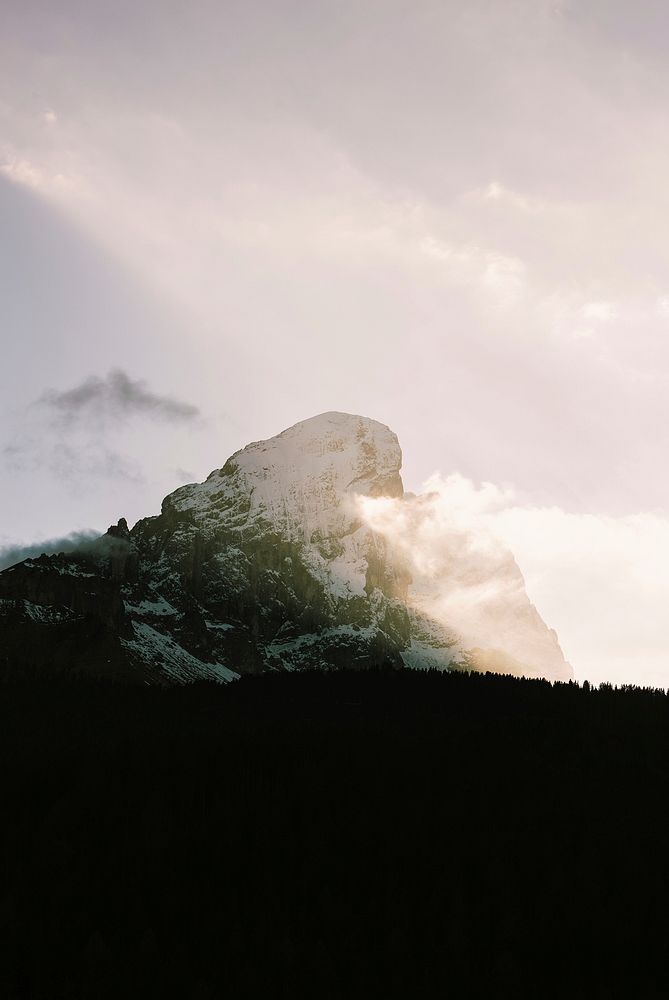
left=0, top=412, right=572, bottom=683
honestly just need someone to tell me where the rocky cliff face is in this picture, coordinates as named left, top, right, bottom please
left=0, top=412, right=572, bottom=684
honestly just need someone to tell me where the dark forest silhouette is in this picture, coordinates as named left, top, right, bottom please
left=1, top=668, right=669, bottom=999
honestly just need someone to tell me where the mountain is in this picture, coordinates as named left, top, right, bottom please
left=0, top=412, right=571, bottom=683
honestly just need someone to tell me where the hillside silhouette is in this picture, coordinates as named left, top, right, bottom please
left=1, top=668, right=668, bottom=998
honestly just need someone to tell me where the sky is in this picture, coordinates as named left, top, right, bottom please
left=3, top=0, right=669, bottom=686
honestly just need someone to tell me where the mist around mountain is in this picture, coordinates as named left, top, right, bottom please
left=0, top=412, right=571, bottom=684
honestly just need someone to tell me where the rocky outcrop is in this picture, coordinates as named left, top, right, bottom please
left=0, top=412, right=572, bottom=684
left=0, top=553, right=125, bottom=629
left=104, top=517, right=139, bottom=582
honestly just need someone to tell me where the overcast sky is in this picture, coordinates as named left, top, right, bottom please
left=4, top=0, right=669, bottom=685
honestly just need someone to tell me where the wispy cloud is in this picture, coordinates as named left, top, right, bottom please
left=3, top=439, right=144, bottom=484
left=0, top=530, right=101, bottom=571
left=38, top=369, right=199, bottom=427
left=4, top=371, right=200, bottom=488
left=581, top=301, right=617, bottom=323
left=0, top=154, right=45, bottom=190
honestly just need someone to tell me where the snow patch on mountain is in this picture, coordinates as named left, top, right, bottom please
left=122, top=622, right=238, bottom=684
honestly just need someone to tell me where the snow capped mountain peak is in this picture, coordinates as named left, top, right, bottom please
left=0, top=412, right=572, bottom=684
left=165, top=411, right=404, bottom=543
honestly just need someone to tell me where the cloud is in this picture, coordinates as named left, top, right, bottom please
left=0, top=147, right=73, bottom=194
left=358, top=478, right=567, bottom=680
left=0, top=154, right=45, bottom=190
left=581, top=301, right=617, bottom=322
left=4, top=437, right=144, bottom=485
left=38, top=369, right=200, bottom=427
left=3, top=370, right=199, bottom=489
left=482, top=181, right=536, bottom=213
left=362, top=473, right=669, bottom=690
left=0, top=530, right=101, bottom=571
left=492, top=503, right=669, bottom=691
left=49, top=444, right=144, bottom=483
